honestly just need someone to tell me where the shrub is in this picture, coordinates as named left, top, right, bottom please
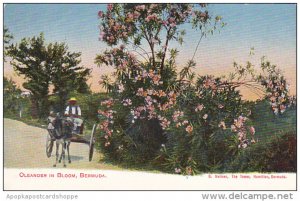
left=95, top=3, right=295, bottom=174
left=226, top=130, right=296, bottom=172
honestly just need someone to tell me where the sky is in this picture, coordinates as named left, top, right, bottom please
left=3, top=3, right=296, bottom=99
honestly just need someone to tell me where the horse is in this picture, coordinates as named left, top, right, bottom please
left=47, top=115, right=73, bottom=167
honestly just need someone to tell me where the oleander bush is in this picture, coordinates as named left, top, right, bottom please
left=95, top=3, right=296, bottom=174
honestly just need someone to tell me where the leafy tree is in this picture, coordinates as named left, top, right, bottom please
left=8, top=33, right=50, bottom=118
left=8, top=33, right=91, bottom=118
left=95, top=3, right=226, bottom=168
left=3, top=77, right=22, bottom=116
left=4, top=26, right=13, bottom=61
left=46, top=42, right=91, bottom=113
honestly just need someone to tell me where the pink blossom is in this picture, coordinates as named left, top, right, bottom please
left=122, top=99, right=132, bottom=106
left=172, top=111, right=184, bottom=122
left=162, top=20, right=168, bottom=26
left=195, top=104, right=204, bottom=112
left=147, top=89, right=154, bottom=95
left=136, top=88, right=144, bottom=96
left=133, top=11, right=141, bottom=19
left=135, top=4, right=146, bottom=11
left=170, top=23, right=176, bottom=28
left=107, top=4, right=113, bottom=11
left=105, top=142, right=111, bottom=147
left=175, top=168, right=181, bottom=174
left=203, top=114, right=208, bottom=120
left=250, top=126, right=255, bottom=135
left=185, top=125, right=193, bottom=134
left=231, top=125, right=237, bottom=132
left=117, top=84, right=125, bottom=93
left=158, top=115, right=171, bottom=130
left=182, top=120, right=189, bottom=125
left=99, top=31, right=105, bottom=40
left=98, top=11, right=104, bottom=18
left=218, top=121, right=226, bottom=130
left=280, top=104, right=286, bottom=113
left=168, top=17, right=175, bottom=23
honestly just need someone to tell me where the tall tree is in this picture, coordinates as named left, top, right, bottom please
left=8, top=33, right=91, bottom=118
left=47, top=42, right=91, bottom=113
left=8, top=33, right=49, bottom=118
left=4, top=26, right=13, bottom=61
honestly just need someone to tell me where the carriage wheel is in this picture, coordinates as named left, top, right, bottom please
left=89, top=124, right=96, bottom=161
left=46, top=133, right=54, bottom=158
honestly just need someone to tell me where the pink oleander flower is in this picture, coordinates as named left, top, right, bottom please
left=250, top=126, right=255, bottom=135
left=107, top=4, right=113, bottom=11
left=182, top=120, right=189, bottom=125
left=117, top=84, right=125, bottom=93
left=175, top=168, right=181, bottom=174
left=135, top=4, right=146, bottom=11
left=168, top=17, right=175, bottom=23
left=122, top=99, right=132, bottom=106
left=203, top=114, right=208, bottom=120
left=145, top=96, right=153, bottom=105
left=270, top=96, right=276, bottom=102
left=186, top=166, right=192, bottom=175
left=176, top=122, right=182, bottom=128
left=218, top=121, right=226, bottom=130
left=185, top=125, right=193, bottom=134
left=273, top=108, right=279, bottom=115
left=157, top=90, right=166, bottom=97
left=158, top=116, right=171, bottom=130
left=98, top=11, right=104, bottom=18
left=105, top=142, right=111, bottom=147
left=195, top=104, right=204, bottom=112
left=99, top=31, right=105, bottom=40
left=231, top=124, right=237, bottom=132
left=127, top=12, right=134, bottom=20
left=170, top=22, right=176, bottom=28
left=101, top=98, right=114, bottom=108
left=218, top=104, right=224, bottom=109
left=136, top=88, right=144, bottom=96
left=203, top=77, right=213, bottom=89
left=148, top=69, right=155, bottom=78
left=152, top=75, right=161, bottom=85
left=162, top=20, right=168, bottom=26
left=280, top=104, right=286, bottom=113
left=133, top=11, right=141, bottom=19
left=147, top=89, right=154, bottom=95
left=172, top=111, right=184, bottom=122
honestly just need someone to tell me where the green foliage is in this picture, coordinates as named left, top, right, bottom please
left=95, top=4, right=295, bottom=174
left=3, top=77, right=32, bottom=119
left=8, top=33, right=50, bottom=118
left=4, top=26, right=13, bottom=61
left=226, top=130, right=296, bottom=172
left=47, top=42, right=91, bottom=113
left=4, top=77, right=21, bottom=115
left=7, top=33, right=91, bottom=118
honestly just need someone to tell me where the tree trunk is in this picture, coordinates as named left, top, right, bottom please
left=30, top=98, right=39, bottom=118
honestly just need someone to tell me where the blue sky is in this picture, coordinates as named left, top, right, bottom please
left=4, top=3, right=296, bottom=97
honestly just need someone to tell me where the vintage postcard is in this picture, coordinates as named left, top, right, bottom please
left=2, top=2, right=297, bottom=191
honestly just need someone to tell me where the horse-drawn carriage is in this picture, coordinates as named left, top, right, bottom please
left=46, top=115, right=96, bottom=167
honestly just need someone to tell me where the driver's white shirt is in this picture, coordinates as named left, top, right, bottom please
left=64, top=105, right=82, bottom=116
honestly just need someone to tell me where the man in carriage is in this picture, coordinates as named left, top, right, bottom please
left=64, top=97, right=84, bottom=134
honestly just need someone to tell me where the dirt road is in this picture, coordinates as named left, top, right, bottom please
left=4, top=118, right=120, bottom=169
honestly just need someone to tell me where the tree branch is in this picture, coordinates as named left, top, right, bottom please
left=160, top=27, right=172, bottom=71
